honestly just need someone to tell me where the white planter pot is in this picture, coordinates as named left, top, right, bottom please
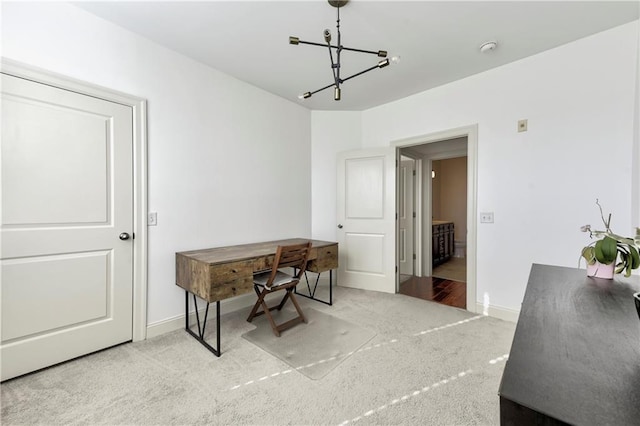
left=586, top=261, right=615, bottom=279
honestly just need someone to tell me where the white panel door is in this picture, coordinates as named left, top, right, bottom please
left=337, top=147, right=396, bottom=293
left=1, top=73, right=134, bottom=381
left=399, top=159, right=415, bottom=276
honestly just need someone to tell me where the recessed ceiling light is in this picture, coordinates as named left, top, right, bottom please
left=479, top=41, right=498, bottom=53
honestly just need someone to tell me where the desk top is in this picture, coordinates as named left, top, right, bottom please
left=176, top=238, right=336, bottom=264
left=499, top=264, right=640, bottom=425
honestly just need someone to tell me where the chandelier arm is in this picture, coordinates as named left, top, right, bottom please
left=340, top=63, right=383, bottom=83
left=295, top=39, right=339, bottom=49
left=307, top=81, right=338, bottom=97
left=293, top=40, right=383, bottom=57
left=340, top=46, right=387, bottom=57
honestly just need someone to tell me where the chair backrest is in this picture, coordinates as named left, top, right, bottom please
left=267, top=241, right=312, bottom=283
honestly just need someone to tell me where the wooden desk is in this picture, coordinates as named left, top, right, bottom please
left=499, top=264, right=640, bottom=425
left=176, top=238, right=338, bottom=355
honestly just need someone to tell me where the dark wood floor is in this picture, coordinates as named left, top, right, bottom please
left=399, top=275, right=466, bottom=309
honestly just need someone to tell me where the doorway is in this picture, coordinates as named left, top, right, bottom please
left=393, top=126, right=477, bottom=312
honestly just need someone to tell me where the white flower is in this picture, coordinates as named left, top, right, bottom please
left=580, top=225, right=591, bottom=232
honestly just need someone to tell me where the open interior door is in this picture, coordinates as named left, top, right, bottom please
left=337, top=147, right=396, bottom=293
left=399, top=158, right=415, bottom=277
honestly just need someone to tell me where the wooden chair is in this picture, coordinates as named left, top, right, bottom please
left=246, top=242, right=312, bottom=336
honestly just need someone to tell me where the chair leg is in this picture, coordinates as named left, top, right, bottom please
left=261, top=300, right=281, bottom=337
left=247, top=288, right=268, bottom=323
left=288, top=289, right=307, bottom=324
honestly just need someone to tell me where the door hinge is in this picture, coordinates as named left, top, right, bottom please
left=413, top=212, right=416, bottom=218
left=395, top=266, right=398, bottom=273
left=132, top=233, right=135, bottom=239
left=413, top=170, right=416, bottom=176
left=413, top=253, right=416, bottom=260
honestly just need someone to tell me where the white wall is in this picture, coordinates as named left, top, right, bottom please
left=1, top=2, right=312, bottom=326
left=361, top=21, right=639, bottom=311
left=311, top=111, right=361, bottom=242
left=634, top=23, right=640, bottom=229
left=312, top=21, right=639, bottom=313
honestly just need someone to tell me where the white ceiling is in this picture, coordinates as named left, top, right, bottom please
left=74, top=1, right=639, bottom=111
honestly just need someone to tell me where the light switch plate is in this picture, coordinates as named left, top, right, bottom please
left=148, top=212, right=158, bottom=226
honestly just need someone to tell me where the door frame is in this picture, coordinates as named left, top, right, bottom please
left=1, top=58, right=149, bottom=341
left=392, top=125, right=478, bottom=313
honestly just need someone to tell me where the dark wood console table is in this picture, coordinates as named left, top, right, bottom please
left=176, top=238, right=338, bottom=356
left=499, top=264, right=640, bottom=425
left=432, top=220, right=454, bottom=267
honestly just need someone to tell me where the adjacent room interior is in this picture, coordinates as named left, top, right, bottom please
left=398, top=138, right=469, bottom=310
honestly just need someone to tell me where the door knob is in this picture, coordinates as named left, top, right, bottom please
left=337, top=224, right=343, bottom=229
left=119, top=232, right=131, bottom=240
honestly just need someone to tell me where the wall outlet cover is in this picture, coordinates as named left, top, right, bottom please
left=480, top=212, right=494, bottom=223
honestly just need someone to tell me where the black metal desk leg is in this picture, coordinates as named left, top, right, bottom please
left=185, top=291, right=221, bottom=357
left=329, top=269, right=333, bottom=306
left=294, top=269, right=334, bottom=306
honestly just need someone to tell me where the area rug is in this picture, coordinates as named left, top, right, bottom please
left=242, top=307, right=376, bottom=380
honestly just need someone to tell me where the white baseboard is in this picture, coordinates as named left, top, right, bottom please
left=146, top=293, right=255, bottom=339
left=475, top=302, right=520, bottom=323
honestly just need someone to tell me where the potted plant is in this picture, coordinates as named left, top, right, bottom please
left=580, top=200, right=640, bottom=279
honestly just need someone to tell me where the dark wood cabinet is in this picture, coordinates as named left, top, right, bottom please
left=499, top=264, right=640, bottom=425
left=432, top=221, right=454, bottom=267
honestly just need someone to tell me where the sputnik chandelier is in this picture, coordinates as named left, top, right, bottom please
left=289, top=0, right=393, bottom=101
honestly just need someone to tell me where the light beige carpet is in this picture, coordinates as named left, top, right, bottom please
left=1, top=285, right=515, bottom=425
left=242, top=307, right=376, bottom=380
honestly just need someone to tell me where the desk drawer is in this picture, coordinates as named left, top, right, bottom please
left=176, top=255, right=254, bottom=302
left=307, top=245, right=338, bottom=273
left=210, top=261, right=252, bottom=282
left=208, top=277, right=253, bottom=302
left=207, top=261, right=253, bottom=301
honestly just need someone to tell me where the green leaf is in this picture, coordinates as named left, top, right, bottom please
left=629, top=246, right=640, bottom=270
left=595, top=237, right=617, bottom=264
left=624, top=262, right=633, bottom=277
left=581, top=246, right=596, bottom=265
